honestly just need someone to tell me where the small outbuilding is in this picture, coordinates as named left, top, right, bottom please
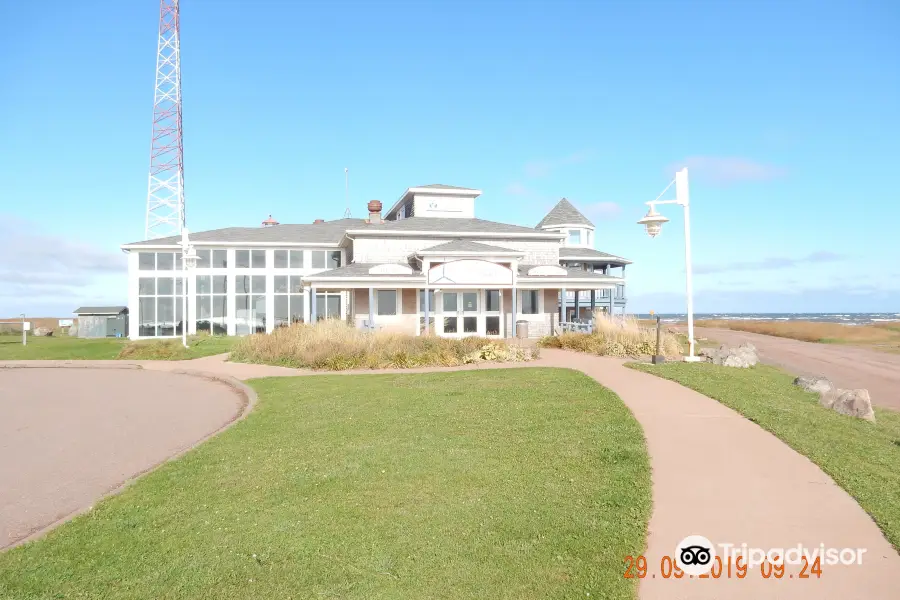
left=73, top=306, right=129, bottom=339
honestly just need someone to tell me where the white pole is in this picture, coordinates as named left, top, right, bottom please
left=676, top=168, right=700, bottom=361
left=181, top=228, right=189, bottom=348
left=21, top=313, right=26, bottom=346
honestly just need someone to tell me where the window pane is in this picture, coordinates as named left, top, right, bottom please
left=139, top=297, right=156, bottom=336
left=463, top=316, right=477, bottom=333
left=327, top=295, right=341, bottom=318
left=462, top=292, right=478, bottom=312
left=485, top=290, right=500, bottom=312
left=157, top=277, right=174, bottom=295
left=139, top=253, right=155, bottom=271
left=175, top=252, right=182, bottom=271
left=236, top=275, right=250, bottom=294
left=522, top=290, right=538, bottom=314
left=176, top=296, right=183, bottom=335
left=290, top=276, right=304, bottom=293
left=252, top=249, right=266, bottom=269
left=290, top=250, right=304, bottom=268
left=315, top=295, right=325, bottom=321
left=376, top=290, right=397, bottom=316
left=196, top=249, right=211, bottom=268
left=138, top=277, right=155, bottom=296
left=212, top=249, right=227, bottom=268
left=311, top=251, right=325, bottom=269
left=235, top=250, right=250, bottom=268
left=252, top=275, right=266, bottom=293
left=196, top=275, right=212, bottom=294
left=486, top=316, right=500, bottom=336
left=443, top=316, right=457, bottom=333
left=328, top=251, right=341, bottom=268
left=213, top=275, right=227, bottom=294
left=274, top=250, right=288, bottom=268
left=274, top=276, right=288, bottom=293
left=290, top=295, right=304, bottom=323
left=253, top=295, right=266, bottom=333
left=235, top=295, right=251, bottom=335
left=176, top=277, right=183, bottom=296
left=419, top=290, right=435, bottom=312
left=274, top=295, right=289, bottom=327
left=443, top=293, right=457, bottom=313
left=157, top=253, right=174, bottom=270
left=569, top=230, right=581, bottom=244
left=197, top=296, right=211, bottom=319
left=157, top=297, right=175, bottom=336
left=213, top=295, right=227, bottom=318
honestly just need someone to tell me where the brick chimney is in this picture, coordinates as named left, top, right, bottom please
left=313, top=219, right=325, bottom=224
left=367, top=200, right=383, bottom=223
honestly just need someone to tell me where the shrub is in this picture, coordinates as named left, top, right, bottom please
left=539, top=313, right=682, bottom=359
left=229, top=320, right=539, bottom=370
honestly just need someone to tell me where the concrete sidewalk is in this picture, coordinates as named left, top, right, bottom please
left=5, top=351, right=899, bottom=598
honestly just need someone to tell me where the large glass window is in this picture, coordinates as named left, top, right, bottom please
left=311, top=251, right=325, bottom=269
left=274, top=275, right=305, bottom=328
left=376, top=290, right=397, bottom=316
left=290, top=250, right=304, bottom=268
left=235, top=274, right=266, bottom=334
left=212, top=249, right=228, bottom=268
left=314, top=292, right=342, bottom=320
left=569, top=230, right=581, bottom=245
left=311, top=251, right=341, bottom=269
left=235, top=250, right=250, bottom=268
left=274, top=250, right=288, bottom=268
left=139, top=253, right=155, bottom=270
left=252, top=250, right=266, bottom=268
left=485, top=290, right=500, bottom=312
left=196, top=249, right=211, bottom=269
left=139, top=251, right=181, bottom=271
left=196, top=275, right=227, bottom=335
left=138, top=274, right=184, bottom=336
left=521, top=290, right=539, bottom=314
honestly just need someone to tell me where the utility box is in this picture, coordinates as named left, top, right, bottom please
left=516, top=320, right=529, bottom=339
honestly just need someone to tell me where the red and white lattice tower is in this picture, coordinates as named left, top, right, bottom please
left=145, top=0, right=184, bottom=239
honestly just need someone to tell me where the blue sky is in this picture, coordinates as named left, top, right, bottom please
left=1, top=0, right=898, bottom=316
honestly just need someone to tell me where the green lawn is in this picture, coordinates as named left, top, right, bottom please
left=0, top=369, right=650, bottom=600
left=629, top=362, right=900, bottom=550
left=0, top=335, right=235, bottom=361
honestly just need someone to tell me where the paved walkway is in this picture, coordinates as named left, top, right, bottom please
left=0, top=367, right=249, bottom=549
left=694, top=326, right=900, bottom=410
left=4, top=352, right=899, bottom=598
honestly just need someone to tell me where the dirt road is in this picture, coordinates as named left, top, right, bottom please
left=693, top=327, right=900, bottom=410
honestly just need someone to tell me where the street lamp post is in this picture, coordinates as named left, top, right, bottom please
left=21, top=313, right=26, bottom=346
left=637, top=167, right=704, bottom=362
left=180, top=228, right=198, bottom=348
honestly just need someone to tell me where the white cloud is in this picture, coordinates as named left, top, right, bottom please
left=669, top=156, right=787, bottom=184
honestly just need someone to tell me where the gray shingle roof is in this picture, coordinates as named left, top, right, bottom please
left=559, top=247, right=632, bottom=264
left=349, top=217, right=556, bottom=236
left=517, top=265, right=619, bottom=279
left=306, top=263, right=421, bottom=279
left=125, top=219, right=367, bottom=246
left=418, top=239, right=522, bottom=254
left=536, top=198, right=594, bottom=228
left=73, top=306, right=128, bottom=315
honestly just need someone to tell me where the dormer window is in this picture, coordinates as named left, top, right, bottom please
left=568, top=230, right=581, bottom=245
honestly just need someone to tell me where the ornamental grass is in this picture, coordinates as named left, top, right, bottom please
left=539, top=313, right=682, bottom=359
left=229, top=319, right=538, bottom=370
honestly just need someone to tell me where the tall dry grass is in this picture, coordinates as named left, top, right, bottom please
left=229, top=320, right=538, bottom=370
left=695, top=319, right=900, bottom=344
left=540, top=313, right=682, bottom=358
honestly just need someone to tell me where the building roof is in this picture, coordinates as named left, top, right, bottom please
left=417, top=239, right=522, bottom=254
left=536, top=198, right=594, bottom=228
left=559, top=247, right=632, bottom=264
left=124, top=219, right=367, bottom=246
left=516, top=265, right=620, bottom=280
left=73, top=306, right=128, bottom=315
left=306, top=263, right=421, bottom=279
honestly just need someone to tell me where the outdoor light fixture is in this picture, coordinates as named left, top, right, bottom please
left=180, top=229, right=198, bottom=348
left=636, top=168, right=704, bottom=362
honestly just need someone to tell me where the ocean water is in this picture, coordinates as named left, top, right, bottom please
left=632, top=313, right=900, bottom=326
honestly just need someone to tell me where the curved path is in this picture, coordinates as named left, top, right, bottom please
left=4, top=353, right=899, bottom=599
left=693, top=326, right=900, bottom=410
left=0, top=367, right=248, bottom=549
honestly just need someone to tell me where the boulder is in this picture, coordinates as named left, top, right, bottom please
left=794, top=375, right=834, bottom=395
left=32, top=327, right=53, bottom=337
left=699, top=343, right=759, bottom=368
left=819, top=388, right=876, bottom=422
left=67, top=325, right=79, bottom=336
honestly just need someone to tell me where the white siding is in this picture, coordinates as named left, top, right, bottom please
left=352, top=237, right=559, bottom=265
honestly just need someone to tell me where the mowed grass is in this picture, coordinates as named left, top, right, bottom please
left=696, top=319, right=900, bottom=352
left=0, top=369, right=651, bottom=600
left=0, top=335, right=235, bottom=361
left=629, top=362, right=900, bottom=550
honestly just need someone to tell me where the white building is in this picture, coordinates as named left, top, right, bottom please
left=120, top=185, right=629, bottom=340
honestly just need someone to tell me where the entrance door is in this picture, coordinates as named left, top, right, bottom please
left=441, top=290, right=480, bottom=336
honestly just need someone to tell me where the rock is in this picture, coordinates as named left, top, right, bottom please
left=67, top=325, right=78, bottom=336
left=32, top=327, right=53, bottom=337
left=819, top=388, right=876, bottom=422
left=794, top=375, right=834, bottom=395
left=699, top=343, right=759, bottom=368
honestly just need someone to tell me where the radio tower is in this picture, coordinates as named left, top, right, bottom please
left=145, top=0, right=184, bottom=239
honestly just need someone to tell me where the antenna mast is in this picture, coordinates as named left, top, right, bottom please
left=145, top=0, right=185, bottom=239
left=343, top=167, right=351, bottom=218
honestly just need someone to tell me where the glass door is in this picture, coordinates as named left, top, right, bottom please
left=441, top=290, right=480, bottom=336
left=460, top=291, right=479, bottom=335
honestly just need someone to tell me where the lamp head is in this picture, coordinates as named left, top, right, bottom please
left=637, top=206, right=669, bottom=238
left=183, top=245, right=199, bottom=269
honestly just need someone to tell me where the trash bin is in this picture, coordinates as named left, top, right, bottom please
left=516, top=320, right=528, bottom=339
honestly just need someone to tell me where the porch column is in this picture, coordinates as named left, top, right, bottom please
left=575, top=290, right=580, bottom=320
left=560, top=287, right=567, bottom=325
left=423, top=287, right=430, bottom=334
left=310, top=286, right=317, bottom=321
left=609, top=288, right=614, bottom=316
left=510, top=286, right=517, bottom=339
left=590, top=290, right=596, bottom=319
left=368, top=287, right=375, bottom=330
